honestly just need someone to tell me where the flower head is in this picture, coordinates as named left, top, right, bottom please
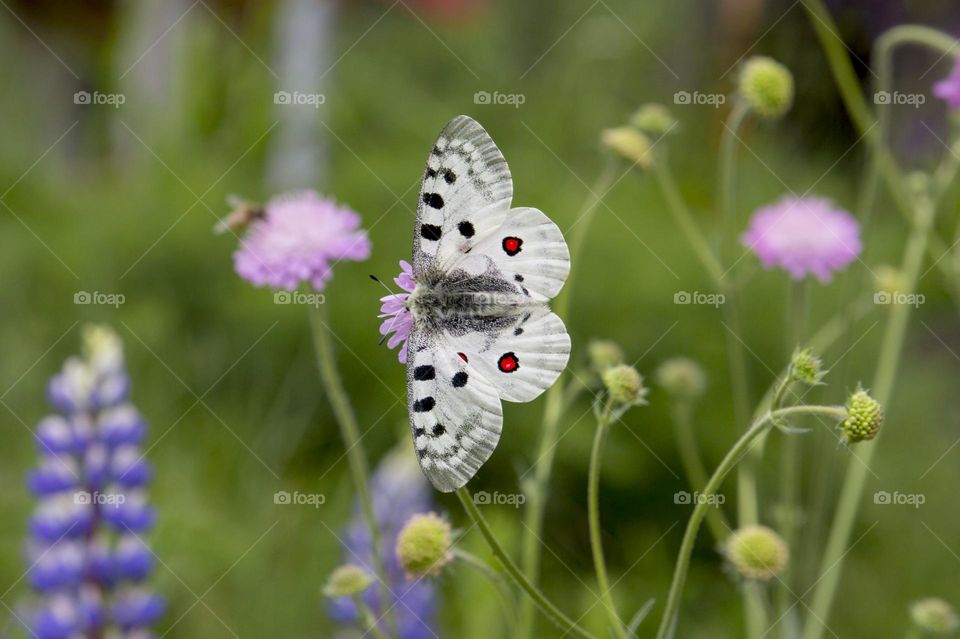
left=911, top=597, right=960, bottom=636
left=23, top=326, right=163, bottom=638
left=378, top=261, right=416, bottom=363
left=841, top=386, right=883, bottom=444
left=324, top=564, right=375, bottom=598
left=601, top=365, right=648, bottom=405
left=656, top=357, right=707, bottom=401
left=233, top=190, right=371, bottom=291
left=742, top=196, right=861, bottom=282
left=738, top=56, right=794, bottom=119
left=630, top=103, right=677, bottom=136
left=395, top=513, right=452, bottom=578
left=933, top=59, right=960, bottom=109
left=789, top=348, right=826, bottom=386
left=588, top=339, right=625, bottom=373
left=724, top=525, right=789, bottom=581
left=601, top=127, right=653, bottom=169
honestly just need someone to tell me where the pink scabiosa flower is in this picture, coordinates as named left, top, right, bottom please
left=233, top=191, right=371, bottom=291
left=741, top=196, right=861, bottom=282
left=933, top=58, right=960, bottom=109
left=379, top=261, right=415, bottom=363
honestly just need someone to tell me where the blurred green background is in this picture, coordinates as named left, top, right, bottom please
left=1, top=0, right=959, bottom=637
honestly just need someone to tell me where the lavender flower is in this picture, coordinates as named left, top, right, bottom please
left=741, top=195, right=861, bottom=282
left=23, top=326, right=164, bottom=639
left=328, top=446, right=437, bottom=639
left=378, top=260, right=415, bottom=363
left=232, top=190, right=371, bottom=291
left=933, top=58, right=960, bottom=109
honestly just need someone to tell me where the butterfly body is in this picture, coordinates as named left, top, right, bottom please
left=399, top=116, right=571, bottom=492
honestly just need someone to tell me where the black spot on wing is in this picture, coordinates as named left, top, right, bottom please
left=413, top=365, right=436, bottom=381
left=452, top=372, right=468, bottom=387
left=420, top=224, right=442, bottom=241
left=423, top=193, right=445, bottom=209
left=443, top=169, right=457, bottom=184
left=432, top=423, right=446, bottom=437
left=458, top=221, right=475, bottom=238
left=413, top=397, right=435, bottom=412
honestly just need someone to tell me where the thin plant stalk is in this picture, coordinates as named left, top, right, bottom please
left=309, top=305, right=392, bottom=631
left=654, top=405, right=848, bottom=639
left=457, top=487, right=599, bottom=639
left=453, top=548, right=517, bottom=624
left=588, top=401, right=629, bottom=639
left=518, top=159, right=618, bottom=639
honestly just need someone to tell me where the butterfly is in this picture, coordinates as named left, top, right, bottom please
left=400, top=115, right=571, bottom=492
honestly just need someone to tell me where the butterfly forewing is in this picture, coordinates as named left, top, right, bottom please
left=406, top=326, right=503, bottom=492
left=412, top=116, right=513, bottom=274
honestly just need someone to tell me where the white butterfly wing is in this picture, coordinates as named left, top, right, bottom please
left=454, top=206, right=570, bottom=302
left=413, top=116, right=513, bottom=274
left=444, top=305, right=570, bottom=403
left=406, top=325, right=503, bottom=492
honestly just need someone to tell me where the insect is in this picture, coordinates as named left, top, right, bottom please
left=401, top=115, right=571, bottom=492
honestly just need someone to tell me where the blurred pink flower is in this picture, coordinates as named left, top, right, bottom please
left=933, top=58, right=960, bottom=109
left=378, top=261, right=415, bottom=363
left=233, top=191, right=371, bottom=291
left=741, top=196, right=861, bottom=282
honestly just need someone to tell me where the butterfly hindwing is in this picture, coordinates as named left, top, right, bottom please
left=412, top=116, right=514, bottom=274
left=444, top=305, right=570, bottom=403
left=406, top=324, right=503, bottom=492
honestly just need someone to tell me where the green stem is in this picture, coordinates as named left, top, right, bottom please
left=719, top=100, right=751, bottom=263
left=654, top=405, right=848, bottom=639
left=587, top=402, right=629, bottom=639
left=456, top=487, right=598, bottom=639
left=453, top=548, right=517, bottom=624
left=353, top=596, right=390, bottom=639
left=518, top=160, right=617, bottom=639
left=670, top=402, right=730, bottom=541
left=309, top=306, right=391, bottom=632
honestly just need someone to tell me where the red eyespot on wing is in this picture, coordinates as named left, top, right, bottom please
left=502, top=236, right=523, bottom=256
left=497, top=352, right=519, bottom=373
left=457, top=352, right=468, bottom=363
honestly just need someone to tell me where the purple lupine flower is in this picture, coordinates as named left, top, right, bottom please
left=933, top=58, right=960, bottom=109
left=741, top=195, right=862, bottom=282
left=22, top=326, right=164, bottom=638
left=232, top=190, right=371, bottom=291
left=329, top=446, right=437, bottom=639
left=378, top=260, right=416, bottom=363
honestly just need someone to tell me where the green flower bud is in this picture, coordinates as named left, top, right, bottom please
left=601, top=364, right=647, bottom=405
left=323, top=564, right=374, bottom=598
left=629, top=103, right=677, bottom=136
left=601, top=127, right=653, bottom=169
left=911, top=597, right=960, bottom=636
left=789, top=348, right=825, bottom=386
left=874, top=264, right=908, bottom=300
left=588, top=339, right=625, bottom=373
left=724, top=525, right=789, bottom=581
left=841, top=386, right=883, bottom=444
left=655, top=357, right=707, bottom=401
left=738, top=56, right=794, bottom=119
left=395, top=512, right=452, bottom=578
